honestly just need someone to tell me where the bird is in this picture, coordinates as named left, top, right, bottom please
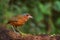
left=7, top=13, right=33, bottom=34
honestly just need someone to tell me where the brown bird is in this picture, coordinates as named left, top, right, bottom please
left=7, top=13, right=33, bottom=33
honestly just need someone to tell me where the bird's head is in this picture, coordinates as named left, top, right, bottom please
left=24, top=13, right=33, bottom=19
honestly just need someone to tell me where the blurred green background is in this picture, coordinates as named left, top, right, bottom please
left=0, top=0, right=60, bottom=35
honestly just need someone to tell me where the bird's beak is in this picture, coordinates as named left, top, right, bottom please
left=29, top=16, right=33, bottom=18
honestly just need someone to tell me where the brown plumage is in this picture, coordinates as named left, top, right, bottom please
left=8, top=14, right=32, bottom=27
left=7, top=13, right=32, bottom=33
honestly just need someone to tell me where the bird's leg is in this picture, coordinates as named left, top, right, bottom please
left=16, top=27, right=26, bottom=36
left=11, top=26, right=17, bottom=33
left=16, top=27, right=22, bottom=33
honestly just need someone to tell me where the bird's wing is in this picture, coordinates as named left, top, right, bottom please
left=9, top=15, right=23, bottom=22
left=9, top=17, right=18, bottom=22
left=15, top=14, right=26, bottom=19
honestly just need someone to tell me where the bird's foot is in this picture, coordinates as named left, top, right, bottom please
left=14, top=31, right=20, bottom=34
left=19, top=31, right=26, bottom=36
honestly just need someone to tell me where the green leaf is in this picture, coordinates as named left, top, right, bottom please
left=53, top=1, right=60, bottom=11
left=33, top=6, right=44, bottom=22
left=56, top=18, right=60, bottom=25
left=38, top=3, right=51, bottom=15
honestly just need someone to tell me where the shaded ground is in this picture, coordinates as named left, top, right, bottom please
left=0, top=24, right=60, bottom=40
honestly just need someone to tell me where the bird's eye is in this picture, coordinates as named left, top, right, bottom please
left=26, top=14, right=29, bottom=16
